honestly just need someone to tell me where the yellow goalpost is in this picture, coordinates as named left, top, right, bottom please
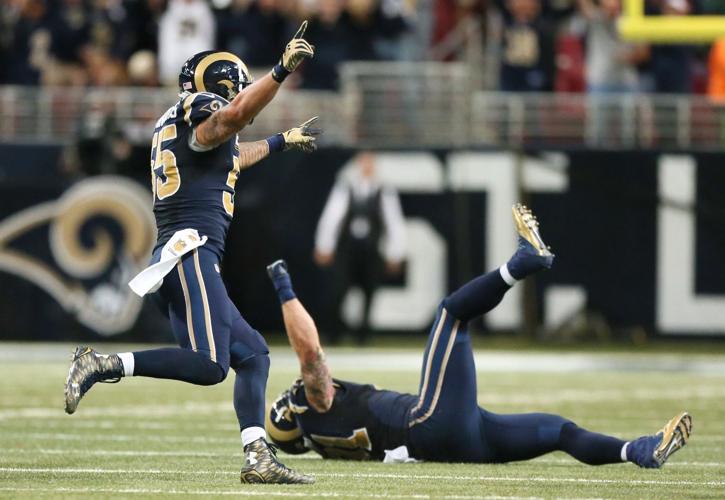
left=618, top=0, right=725, bottom=43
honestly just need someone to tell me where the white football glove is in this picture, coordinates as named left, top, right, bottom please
left=272, top=21, right=314, bottom=82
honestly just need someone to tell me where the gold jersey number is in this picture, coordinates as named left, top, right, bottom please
left=223, top=153, right=241, bottom=216
left=309, top=428, right=373, bottom=460
left=150, top=124, right=180, bottom=200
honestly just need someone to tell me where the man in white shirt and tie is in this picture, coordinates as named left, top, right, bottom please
left=314, top=152, right=406, bottom=344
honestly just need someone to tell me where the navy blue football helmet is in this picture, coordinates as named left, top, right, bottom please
left=178, top=50, right=252, bottom=100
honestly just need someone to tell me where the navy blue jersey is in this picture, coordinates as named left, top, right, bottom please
left=150, top=92, right=241, bottom=257
left=268, top=379, right=417, bottom=460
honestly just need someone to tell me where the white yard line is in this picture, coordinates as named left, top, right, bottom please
left=1, top=468, right=723, bottom=487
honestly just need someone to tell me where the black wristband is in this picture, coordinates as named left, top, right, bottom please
left=272, top=63, right=290, bottom=83
left=266, top=133, right=285, bottom=153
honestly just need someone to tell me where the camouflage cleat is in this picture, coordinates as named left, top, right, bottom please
left=654, top=412, right=692, bottom=467
left=512, top=203, right=553, bottom=258
left=240, top=438, right=314, bottom=484
left=64, top=346, right=123, bottom=415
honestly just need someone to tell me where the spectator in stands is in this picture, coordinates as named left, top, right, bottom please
left=577, top=0, right=649, bottom=143
left=647, top=0, right=693, bottom=93
left=158, top=0, right=215, bottom=86
left=496, top=0, right=555, bottom=92
left=708, top=38, right=725, bottom=102
left=432, top=0, right=486, bottom=61
left=298, top=0, right=355, bottom=89
left=348, top=0, right=410, bottom=61
left=313, top=152, right=406, bottom=344
left=216, top=0, right=287, bottom=68
left=44, top=0, right=92, bottom=86
left=371, top=0, right=417, bottom=61
left=88, top=0, right=139, bottom=61
left=298, top=0, right=411, bottom=89
left=577, top=0, right=647, bottom=93
left=1, top=0, right=49, bottom=85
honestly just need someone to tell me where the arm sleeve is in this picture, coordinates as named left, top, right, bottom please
left=181, top=92, right=229, bottom=152
left=314, top=183, right=351, bottom=254
left=380, top=187, right=406, bottom=262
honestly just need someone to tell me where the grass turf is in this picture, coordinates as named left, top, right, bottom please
left=1, top=344, right=724, bottom=499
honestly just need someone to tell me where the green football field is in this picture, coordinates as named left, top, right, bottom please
left=1, top=343, right=724, bottom=499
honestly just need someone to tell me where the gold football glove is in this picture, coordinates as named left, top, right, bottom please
left=272, top=21, right=314, bottom=82
left=281, top=117, right=322, bottom=153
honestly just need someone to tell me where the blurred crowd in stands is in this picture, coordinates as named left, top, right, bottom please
left=1, top=0, right=724, bottom=97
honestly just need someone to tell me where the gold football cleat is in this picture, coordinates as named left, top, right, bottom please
left=654, top=412, right=692, bottom=466
left=512, top=203, right=553, bottom=257
left=240, top=438, right=314, bottom=484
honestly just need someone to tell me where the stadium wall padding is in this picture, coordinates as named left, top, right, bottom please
left=0, top=146, right=723, bottom=341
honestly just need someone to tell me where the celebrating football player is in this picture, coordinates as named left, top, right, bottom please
left=64, top=22, right=319, bottom=484
left=266, top=204, right=692, bottom=467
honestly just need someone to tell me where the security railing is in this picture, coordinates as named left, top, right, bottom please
left=1, top=62, right=724, bottom=150
left=471, top=92, right=725, bottom=150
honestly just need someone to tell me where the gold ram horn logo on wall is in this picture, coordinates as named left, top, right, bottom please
left=0, top=176, right=156, bottom=335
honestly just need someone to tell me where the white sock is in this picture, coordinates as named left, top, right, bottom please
left=241, top=426, right=266, bottom=447
left=499, top=263, right=517, bottom=287
left=117, top=352, right=135, bottom=377
left=621, top=442, right=630, bottom=462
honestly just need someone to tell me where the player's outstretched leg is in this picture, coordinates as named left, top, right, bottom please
left=626, top=412, right=692, bottom=468
left=64, top=346, right=123, bottom=414
left=442, top=204, right=553, bottom=323
left=64, top=346, right=224, bottom=414
left=483, top=411, right=692, bottom=467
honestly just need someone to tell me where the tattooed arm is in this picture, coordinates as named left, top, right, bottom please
left=194, top=21, right=314, bottom=150
left=237, top=140, right=271, bottom=170
left=231, top=118, right=321, bottom=172
left=281, top=299, right=335, bottom=413
left=195, top=73, right=281, bottom=149
left=300, top=346, right=334, bottom=413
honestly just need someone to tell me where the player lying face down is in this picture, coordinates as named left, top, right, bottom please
left=265, top=205, right=691, bottom=466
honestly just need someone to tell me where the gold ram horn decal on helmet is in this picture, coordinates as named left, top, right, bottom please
left=0, top=176, right=156, bottom=335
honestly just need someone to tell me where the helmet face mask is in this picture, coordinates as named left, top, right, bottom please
left=178, top=50, right=253, bottom=101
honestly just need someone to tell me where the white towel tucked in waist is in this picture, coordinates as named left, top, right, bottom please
left=128, top=229, right=207, bottom=297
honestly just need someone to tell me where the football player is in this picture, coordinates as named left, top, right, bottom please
left=64, top=23, right=319, bottom=484
left=266, top=204, right=692, bottom=467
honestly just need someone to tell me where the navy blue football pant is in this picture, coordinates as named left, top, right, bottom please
left=407, top=270, right=625, bottom=464
left=133, top=247, right=270, bottom=431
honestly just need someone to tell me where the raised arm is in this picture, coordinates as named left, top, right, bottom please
left=268, top=260, right=334, bottom=412
left=196, top=21, right=314, bottom=149
left=281, top=299, right=335, bottom=412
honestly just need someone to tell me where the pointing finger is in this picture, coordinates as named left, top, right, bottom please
left=293, top=20, right=308, bottom=39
